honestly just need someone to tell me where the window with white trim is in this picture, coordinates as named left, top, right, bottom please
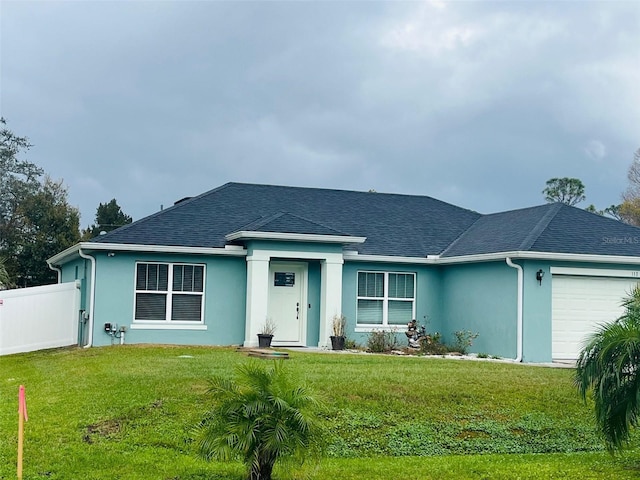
left=356, top=271, right=415, bottom=327
left=134, top=263, right=205, bottom=323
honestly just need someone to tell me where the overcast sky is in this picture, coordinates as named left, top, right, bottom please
left=1, top=1, right=639, bottom=226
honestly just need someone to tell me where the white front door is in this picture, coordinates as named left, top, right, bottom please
left=268, top=262, right=307, bottom=346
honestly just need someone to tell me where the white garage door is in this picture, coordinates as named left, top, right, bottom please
left=552, top=275, right=639, bottom=360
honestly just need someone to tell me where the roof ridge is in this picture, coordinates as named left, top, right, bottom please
left=239, top=212, right=285, bottom=231
left=281, top=212, right=351, bottom=235
left=226, top=182, right=480, bottom=216
left=233, top=211, right=350, bottom=236
left=440, top=203, right=564, bottom=257
left=518, top=203, right=563, bottom=250
left=439, top=214, right=486, bottom=256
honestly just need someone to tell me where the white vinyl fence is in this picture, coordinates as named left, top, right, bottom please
left=0, top=281, right=81, bottom=356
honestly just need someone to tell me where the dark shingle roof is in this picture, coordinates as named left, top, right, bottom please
left=234, top=212, right=351, bottom=236
left=531, top=205, right=640, bottom=256
left=441, top=204, right=563, bottom=257
left=442, top=202, right=640, bottom=257
left=92, top=182, right=481, bottom=257
left=92, top=182, right=640, bottom=258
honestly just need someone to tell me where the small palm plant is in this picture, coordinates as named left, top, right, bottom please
left=195, top=360, right=321, bottom=480
left=575, top=284, right=640, bottom=451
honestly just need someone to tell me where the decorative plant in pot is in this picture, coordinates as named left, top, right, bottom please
left=258, top=318, right=276, bottom=348
left=330, top=314, right=347, bottom=350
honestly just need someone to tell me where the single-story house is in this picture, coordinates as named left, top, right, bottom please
left=47, top=182, right=640, bottom=362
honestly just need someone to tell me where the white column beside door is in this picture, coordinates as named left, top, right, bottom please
left=244, top=256, right=270, bottom=347
left=319, top=258, right=343, bottom=348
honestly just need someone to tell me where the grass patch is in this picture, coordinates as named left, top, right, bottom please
left=0, top=345, right=638, bottom=479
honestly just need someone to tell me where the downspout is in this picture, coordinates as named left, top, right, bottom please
left=78, top=249, right=96, bottom=348
left=505, top=257, right=523, bottom=362
left=47, top=262, right=62, bottom=283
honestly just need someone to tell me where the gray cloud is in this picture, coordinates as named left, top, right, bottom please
left=1, top=1, right=638, bottom=225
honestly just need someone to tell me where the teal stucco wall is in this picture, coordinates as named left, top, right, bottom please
left=59, top=243, right=640, bottom=362
left=306, top=261, right=321, bottom=346
left=440, top=261, right=518, bottom=359
left=60, top=256, right=90, bottom=345
left=520, top=260, right=552, bottom=362
left=61, top=257, right=88, bottom=308
left=86, top=251, right=247, bottom=347
left=439, top=259, right=640, bottom=363
left=341, top=261, right=442, bottom=347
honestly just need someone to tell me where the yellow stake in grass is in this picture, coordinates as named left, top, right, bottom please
left=17, top=385, right=28, bottom=480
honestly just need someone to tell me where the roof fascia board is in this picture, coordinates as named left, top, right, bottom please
left=343, top=254, right=439, bottom=264
left=49, top=244, right=640, bottom=267
left=47, top=243, right=85, bottom=265
left=346, top=251, right=640, bottom=266
left=225, top=231, right=366, bottom=244
left=47, top=242, right=248, bottom=265
left=438, top=251, right=640, bottom=265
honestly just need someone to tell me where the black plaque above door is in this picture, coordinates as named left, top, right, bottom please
left=274, top=272, right=295, bottom=287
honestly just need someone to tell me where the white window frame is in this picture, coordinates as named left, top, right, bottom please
left=132, top=262, right=206, bottom=327
left=355, top=271, right=416, bottom=331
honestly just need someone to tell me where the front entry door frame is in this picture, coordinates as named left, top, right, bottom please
left=244, top=248, right=344, bottom=348
left=268, top=262, right=307, bottom=346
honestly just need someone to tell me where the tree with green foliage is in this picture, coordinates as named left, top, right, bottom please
left=0, top=118, right=80, bottom=286
left=575, top=285, right=640, bottom=451
left=603, top=204, right=623, bottom=221
left=585, top=204, right=623, bottom=220
left=15, top=177, right=80, bottom=286
left=0, top=257, right=9, bottom=288
left=82, top=198, right=132, bottom=239
left=0, top=118, right=40, bottom=256
left=584, top=204, right=599, bottom=214
left=195, top=360, right=321, bottom=480
left=543, top=177, right=586, bottom=206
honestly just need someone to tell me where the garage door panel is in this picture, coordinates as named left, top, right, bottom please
left=552, top=275, right=638, bottom=360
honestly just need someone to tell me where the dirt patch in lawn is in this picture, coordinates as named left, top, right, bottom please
left=83, top=418, right=122, bottom=443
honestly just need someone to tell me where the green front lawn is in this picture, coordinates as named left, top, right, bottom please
left=0, top=346, right=638, bottom=479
